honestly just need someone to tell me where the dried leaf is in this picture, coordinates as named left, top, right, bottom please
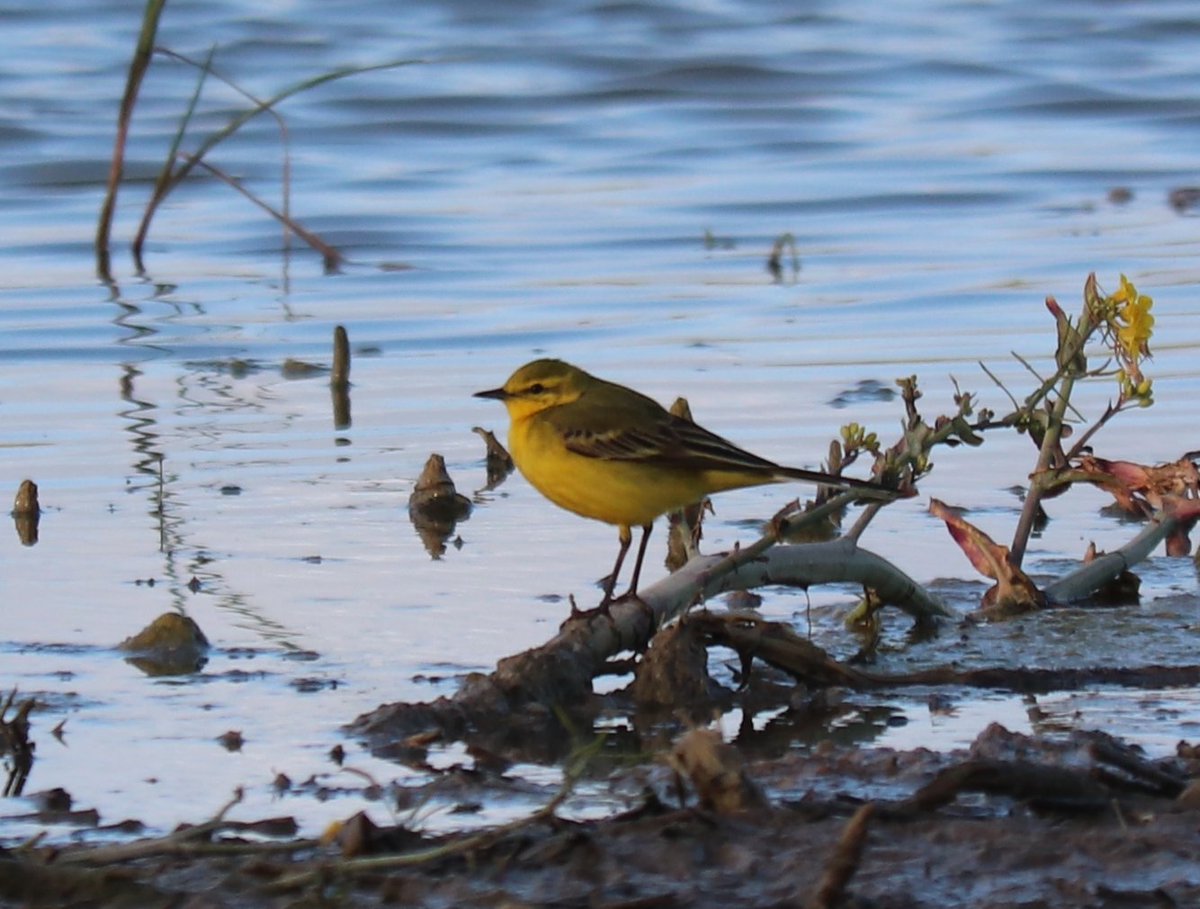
left=1074, top=455, right=1199, bottom=514
left=929, top=499, right=1044, bottom=616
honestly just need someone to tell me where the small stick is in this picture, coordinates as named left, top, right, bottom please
left=807, top=802, right=875, bottom=909
left=57, top=789, right=245, bottom=865
left=265, top=773, right=575, bottom=891
left=331, top=325, right=351, bottom=389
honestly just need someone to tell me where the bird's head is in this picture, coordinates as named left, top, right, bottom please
left=474, top=359, right=590, bottom=420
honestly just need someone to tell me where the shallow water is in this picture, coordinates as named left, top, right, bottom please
left=2, top=0, right=1199, bottom=841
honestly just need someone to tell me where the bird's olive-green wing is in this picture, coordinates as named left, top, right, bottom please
left=549, top=385, right=781, bottom=473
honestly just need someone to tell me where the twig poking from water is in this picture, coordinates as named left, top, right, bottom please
left=11, top=479, right=40, bottom=546
left=11, top=479, right=40, bottom=516
left=331, top=325, right=351, bottom=389
left=152, top=47, right=295, bottom=267
left=472, top=426, right=515, bottom=489
left=332, top=325, right=352, bottom=429
left=95, top=0, right=167, bottom=281
left=183, top=156, right=344, bottom=272
left=1, top=690, right=36, bottom=797
left=135, top=42, right=218, bottom=275
left=767, top=231, right=800, bottom=283
left=807, top=802, right=875, bottom=909
left=130, top=58, right=420, bottom=271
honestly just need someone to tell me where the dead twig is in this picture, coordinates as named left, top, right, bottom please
left=807, top=802, right=875, bottom=909
left=265, top=764, right=577, bottom=892
left=1, top=690, right=36, bottom=797
left=56, top=788, right=247, bottom=865
left=182, top=155, right=344, bottom=272
left=96, top=0, right=166, bottom=279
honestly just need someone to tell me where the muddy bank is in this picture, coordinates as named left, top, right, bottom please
left=4, top=723, right=1199, bottom=909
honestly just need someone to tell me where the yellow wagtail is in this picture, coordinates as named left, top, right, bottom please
left=476, top=358, right=891, bottom=605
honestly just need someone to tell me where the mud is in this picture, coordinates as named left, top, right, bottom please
left=4, top=722, right=1199, bottom=909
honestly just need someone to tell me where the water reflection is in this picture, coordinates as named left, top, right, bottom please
left=1, top=0, right=1198, bottom=844
left=0, top=693, right=35, bottom=797
left=331, top=380, right=351, bottom=431
left=471, top=426, right=514, bottom=491
left=112, top=324, right=318, bottom=650
left=11, top=479, right=40, bottom=546
left=408, top=454, right=473, bottom=558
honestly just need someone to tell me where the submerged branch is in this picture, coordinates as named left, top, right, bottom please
left=351, top=529, right=944, bottom=751
left=1043, top=507, right=1188, bottom=604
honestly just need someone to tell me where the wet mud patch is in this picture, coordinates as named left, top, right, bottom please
left=3, top=724, right=1200, bottom=908
left=312, top=566, right=1200, bottom=908
left=5, top=497, right=1200, bottom=907
left=9, top=587, right=1200, bottom=909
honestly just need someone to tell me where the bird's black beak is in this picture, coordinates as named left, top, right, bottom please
left=474, top=387, right=509, bottom=400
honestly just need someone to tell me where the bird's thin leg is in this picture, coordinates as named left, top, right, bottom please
left=600, top=525, right=634, bottom=606
left=622, top=524, right=654, bottom=600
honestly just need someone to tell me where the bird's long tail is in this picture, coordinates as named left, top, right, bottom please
left=775, top=465, right=896, bottom=500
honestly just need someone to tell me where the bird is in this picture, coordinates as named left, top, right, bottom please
left=475, top=358, right=891, bottom=606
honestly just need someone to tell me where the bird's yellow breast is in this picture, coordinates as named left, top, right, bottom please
left=509, top=411, right=776, bottom=529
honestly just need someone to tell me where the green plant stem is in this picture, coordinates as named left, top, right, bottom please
left=1008, top=298, right=1099, bottom=566
left=139, top=48, right=295, bottom=272
left=1062, top=400, right=1123, bottom=461
left=1010, top=371, right=1075, bottom=567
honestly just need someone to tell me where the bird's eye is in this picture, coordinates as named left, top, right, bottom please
left=527, top=383, right=545, bottom=395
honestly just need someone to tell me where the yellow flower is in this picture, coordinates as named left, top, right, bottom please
left=1117, top=291, right=1154, bottom=358
left=1107, top=274, right=1154, bottom=359
left=1109, top=274, right=1137, bottom=305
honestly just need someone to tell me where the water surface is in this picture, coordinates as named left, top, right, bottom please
left=2, top=0, right=1199, bottom=840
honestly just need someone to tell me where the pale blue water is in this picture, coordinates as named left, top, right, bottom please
left=1, top=0, right=1199, bottom=840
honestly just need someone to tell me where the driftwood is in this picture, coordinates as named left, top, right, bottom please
left=353, top=586, right=1200, bottom=764
left=358, top=277, right=1198, bottom=760
left=352, top=489, right=1200, bottom=761
left=350, top=534, right=941, bottom=750
left=1044, top=501, right=1199, bottom=603
left=895, top=722, right=1189, bottom=816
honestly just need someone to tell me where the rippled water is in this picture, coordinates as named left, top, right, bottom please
left=2, top=0, right=1199, bottom=840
